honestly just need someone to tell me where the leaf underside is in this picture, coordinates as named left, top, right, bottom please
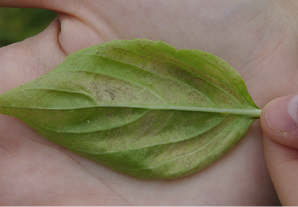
left=0, top=39, right=260, bottom=179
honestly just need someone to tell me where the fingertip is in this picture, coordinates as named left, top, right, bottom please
left=262, top=95, right=298, bottom=132
left=260, top=95, right=298, bottom=148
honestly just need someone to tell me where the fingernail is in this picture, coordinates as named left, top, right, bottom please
left=265, top=95, right=298, bottom=132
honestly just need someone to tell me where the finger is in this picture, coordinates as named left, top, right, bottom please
left=261, top=94, right=298, bottom=205
left=261, top=95, right=298, bottom=147
left=0, top=19, right=65, bottom=93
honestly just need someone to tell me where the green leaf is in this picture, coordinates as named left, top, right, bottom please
left=0, top=38, right=261, bottom=179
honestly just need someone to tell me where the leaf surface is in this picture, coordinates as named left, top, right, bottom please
left=0, top=39, right=261, bottom=179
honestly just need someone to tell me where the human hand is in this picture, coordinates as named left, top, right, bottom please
left=260, top=95, right=298, bottom=205
left=1, top=0, right=296, bottom=205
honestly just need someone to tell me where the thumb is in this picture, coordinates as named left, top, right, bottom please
left=260, top=95, right=298, bottom=205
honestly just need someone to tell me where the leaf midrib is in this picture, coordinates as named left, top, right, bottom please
left=0, top=104, right=262, bottom=117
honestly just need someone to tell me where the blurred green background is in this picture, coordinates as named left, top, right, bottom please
left=0, top=7, right=57, bottom=47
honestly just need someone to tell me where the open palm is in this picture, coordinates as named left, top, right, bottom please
left=1, top=0, right=297, bottom=205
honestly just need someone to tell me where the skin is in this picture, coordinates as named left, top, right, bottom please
left=0, top=0, right=297, bottom=205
